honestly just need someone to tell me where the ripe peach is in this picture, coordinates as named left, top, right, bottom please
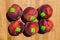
left=37, top=4, right=53, bottom=19
left=23, top=7, right=38, bottom=22
left=7, top=4, right=22, bottom=21
left=8, top=21, right=24, bottom=36
left=38, top=19, right=53, bottom=34
left=24, top=22, right=39, bottom=36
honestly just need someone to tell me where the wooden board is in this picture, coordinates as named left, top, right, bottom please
left=0, top=0, right=60, bottom=40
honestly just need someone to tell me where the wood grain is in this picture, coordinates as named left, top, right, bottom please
left=0, top=0, right=60, bottom=40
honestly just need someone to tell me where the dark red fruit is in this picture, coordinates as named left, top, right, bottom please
left=37, top=4, right=53, bottom=19
left=7, top=4, right=22, bottom=21
left=23, top=7, right=38, bottom=22
left=25, top=22, right=39, bottom=36
left=8, top=21, right=24, bottom=36
left=38, top=19, right=53, bottom=34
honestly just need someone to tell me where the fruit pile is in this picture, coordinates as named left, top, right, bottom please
left=7, top=4, right=53, bottom=36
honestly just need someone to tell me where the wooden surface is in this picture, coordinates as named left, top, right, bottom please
left=0, top=0, right=60, bottom=40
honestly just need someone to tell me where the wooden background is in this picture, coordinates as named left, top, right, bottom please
left=0, top=0, right=60, bottom=40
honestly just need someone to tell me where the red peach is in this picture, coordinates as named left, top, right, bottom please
left=7, top=4, right=22, bottom=21
left=23, top=7, right=38, bottom=22
left=25, top=22, right=39, bottom=36
left=38, top=19, right=53, bottom=33
left=8, top=21, right=24, bottom=36
left=37, top=4, right=53, bottom=19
